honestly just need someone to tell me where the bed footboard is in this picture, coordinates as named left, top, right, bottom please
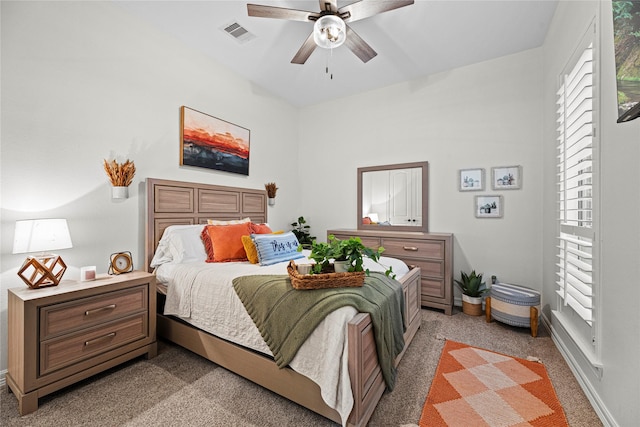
left=156, top=267, right=421, bottom=427
left=346, top=266, right=421, bottom=427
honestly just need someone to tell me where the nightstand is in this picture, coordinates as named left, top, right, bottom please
left=7, top=271, right=156, bottom=415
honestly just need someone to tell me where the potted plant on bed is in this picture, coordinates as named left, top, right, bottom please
left=454, top=270, right=488, bottom=316
left=304, top=235, right=394, bottom=277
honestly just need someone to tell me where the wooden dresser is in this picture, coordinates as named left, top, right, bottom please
left=328, top=229, right=453, bottom=315
left=7, top=271, right=156, bottom=415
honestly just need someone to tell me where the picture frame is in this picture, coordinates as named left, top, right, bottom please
left=458, top=168, right=485, bottom=191
left=491, top=165, right=522, bottom=190
left=180, top=106, right=250, bottom=176
left=475, top=195, right=503, bottom=218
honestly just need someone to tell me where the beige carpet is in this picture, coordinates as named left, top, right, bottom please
left=1, top=308, right=602, bottom=426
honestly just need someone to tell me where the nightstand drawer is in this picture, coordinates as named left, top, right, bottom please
left=381, top=238, right=444, bottom=260
left=40, top=313, right=148, bottom=375
left=41, top=286, right=147, bottom=340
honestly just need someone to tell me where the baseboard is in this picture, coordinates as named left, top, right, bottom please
left=541, top=312, right=618, bottom=427
left=0, top=369, right=6, bottom=388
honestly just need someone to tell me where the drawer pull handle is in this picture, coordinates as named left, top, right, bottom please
left=85, top=304, right=117, bottom=316
left=84, top=332, right=116, bottom=347
left=403, top=246, right=419, bottom=251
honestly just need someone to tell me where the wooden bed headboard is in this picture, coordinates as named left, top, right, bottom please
left=145, top=178, right=267, bottom=272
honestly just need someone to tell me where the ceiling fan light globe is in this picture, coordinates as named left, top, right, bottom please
left=313, top=15, right=346, bottom=49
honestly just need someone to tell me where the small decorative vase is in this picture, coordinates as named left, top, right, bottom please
left=333, top=260, right=351, bottom=273
left=268, top=198, right=275, bottom=206
left=461, top=294, right=483, bottom=316
left=112, top=186, right=129, bottom=199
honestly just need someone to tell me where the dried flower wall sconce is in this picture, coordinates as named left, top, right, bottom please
left=104, top=158, right=136, bottom=199
left=265, top=182, right=278, bottom=206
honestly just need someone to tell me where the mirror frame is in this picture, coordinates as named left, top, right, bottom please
left=357, top=161, right=429, bottom=232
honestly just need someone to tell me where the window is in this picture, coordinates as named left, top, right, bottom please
left=554, top=22, right=599, bottom=367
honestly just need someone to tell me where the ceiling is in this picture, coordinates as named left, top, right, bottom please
left=115, top=1, right=558, bottom=107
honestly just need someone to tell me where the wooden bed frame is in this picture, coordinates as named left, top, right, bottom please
left=145, top=178, right=421, bottom=427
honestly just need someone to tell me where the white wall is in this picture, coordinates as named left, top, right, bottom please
left=0, top=1, right=300, bottom=375
left=542, top=2, right=640, bottom=426
left=2, top=2, right=637, bottom=425
left=298, top=48, right=544, bottom=295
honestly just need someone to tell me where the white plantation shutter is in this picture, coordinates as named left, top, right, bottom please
left=556, top=42, right=594, bottom=326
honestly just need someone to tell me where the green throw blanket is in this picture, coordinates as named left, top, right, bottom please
left=232, top=272, right=406, bottom=390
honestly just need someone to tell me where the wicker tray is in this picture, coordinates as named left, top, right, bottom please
left=287, top=260, right=364, bottom=290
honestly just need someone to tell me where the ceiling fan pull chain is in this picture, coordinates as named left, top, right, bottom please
left=326, top=48, right=334, bottom=80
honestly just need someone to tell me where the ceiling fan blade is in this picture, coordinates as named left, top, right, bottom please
left=339, top=0, right=414, bottom=23
left=291, top=32, right=317, bottom=64
left=319, top=0, right=338, bottom=13
left=247, top=4, right=318, bottom=22
left=344, top=25, right=377, bottom=63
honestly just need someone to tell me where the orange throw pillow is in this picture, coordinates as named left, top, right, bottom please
left=203, top=222, right=252, bottom=262
left=250, top=223, right=273, bottom=234
left=201, top=227, right=215, bottom=262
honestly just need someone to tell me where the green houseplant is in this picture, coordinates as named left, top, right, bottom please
left=454, top=270, right=488, bottom=316
left=290, top=216, right=315, bottom=249
left=304, top=235, right=394, bottom=277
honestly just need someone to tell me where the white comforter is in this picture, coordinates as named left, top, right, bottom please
left=155, top=252, right=408, bottom=426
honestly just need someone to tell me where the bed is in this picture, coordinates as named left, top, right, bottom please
left=144, top=178, right=422, bottom=427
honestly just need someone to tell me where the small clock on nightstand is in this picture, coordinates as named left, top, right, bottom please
left=108, top=251, right=133, bottom=275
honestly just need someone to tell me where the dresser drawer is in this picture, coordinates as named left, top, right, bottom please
left=41, top=286, right=148, bottom=340
left=40, top=313, right=148, bottom=375
left=402, top=259, right=444, bottom=278
left=332, top=233, right=381, bottom=250
left=421, top=277, right=446, bottom=299
left=381, top=238, right=444, bottom=260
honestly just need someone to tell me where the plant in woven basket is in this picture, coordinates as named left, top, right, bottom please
left=304, top=240, right=332, bottom=274
left=103, top=159, right=136, bottom=187
left=455, top=270, right=487, bottom=316
left=305, top=235, right=394, bottom=277
left=454, top=270, right=488, bottom=297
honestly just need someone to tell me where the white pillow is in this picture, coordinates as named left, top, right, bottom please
left=207, top=217, right=251, bottom=225
left=150, top=224, right=207, bottom=267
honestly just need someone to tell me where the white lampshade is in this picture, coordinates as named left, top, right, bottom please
left=313, top=15, right=346, bottom=49
left=13, top=219, right=73, bottom=254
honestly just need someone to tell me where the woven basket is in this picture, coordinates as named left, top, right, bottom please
left=287, top=260, right=364, bottom=290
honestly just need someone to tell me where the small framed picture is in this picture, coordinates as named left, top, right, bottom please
left=491, top=165, right=522, bottom=190
left=475, top=195, right=503, bottom=218
left=80, top=266, right=97, bottom=281
left=458, top=168, right=485, bottom=191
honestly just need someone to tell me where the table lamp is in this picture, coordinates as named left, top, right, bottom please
left=12, top=219, right=73, bottom=288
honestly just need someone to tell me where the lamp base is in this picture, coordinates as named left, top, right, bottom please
left=17, top=254, right=67, bottom=289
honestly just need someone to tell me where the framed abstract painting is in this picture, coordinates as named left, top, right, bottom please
left=180, top=106, right=250, bottom=176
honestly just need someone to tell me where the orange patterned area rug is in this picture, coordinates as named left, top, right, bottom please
left=419, top=340, right=569, bottom=427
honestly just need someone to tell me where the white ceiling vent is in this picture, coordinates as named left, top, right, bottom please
left=222, top=21, right=255, bottom=44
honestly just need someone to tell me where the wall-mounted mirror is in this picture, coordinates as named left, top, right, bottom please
left=357, top=161, right=428, bottom=232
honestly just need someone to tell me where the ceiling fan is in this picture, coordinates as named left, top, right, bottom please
left=247, top=0, right=414, bottom=64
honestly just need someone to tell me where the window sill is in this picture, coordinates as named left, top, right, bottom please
left=551, top=310, right=603, bottom=378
